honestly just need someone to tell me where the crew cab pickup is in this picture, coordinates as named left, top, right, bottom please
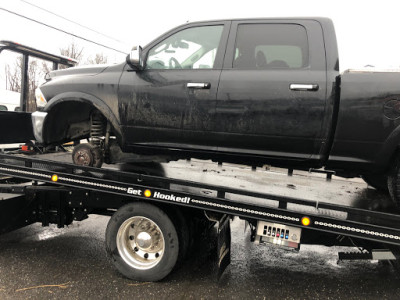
left=32, top=18, right=400, bottom=204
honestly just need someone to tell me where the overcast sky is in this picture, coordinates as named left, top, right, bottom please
left=1, top=0, right=400, bottom=70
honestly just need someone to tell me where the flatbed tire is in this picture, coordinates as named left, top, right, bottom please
left=163, top=207, right=190, bottom=265
left=105, top=202, right=179, bottom=281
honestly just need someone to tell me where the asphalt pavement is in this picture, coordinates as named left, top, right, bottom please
left=1, top=215, right=400, bottom=300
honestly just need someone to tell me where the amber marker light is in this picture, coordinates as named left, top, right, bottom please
left=144, top=190, right=152, bottom=197
left=51, top=174, right=58, bottom=182
left=301, top=217, right=311, bottom=226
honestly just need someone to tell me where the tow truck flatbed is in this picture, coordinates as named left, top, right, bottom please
left=0, top=149, right=399, bottom=280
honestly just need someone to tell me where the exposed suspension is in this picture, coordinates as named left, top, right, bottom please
left=90, top=112, right=105, bottom=147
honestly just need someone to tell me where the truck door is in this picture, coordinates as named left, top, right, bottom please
left=216, top=20, right=327, bottom=160
left=119, top=22, right=230, bottom=149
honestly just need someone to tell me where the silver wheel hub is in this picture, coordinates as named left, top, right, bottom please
left=116, top=216, right=165, bottom=270
left=136, top=232, right=152, bottom=249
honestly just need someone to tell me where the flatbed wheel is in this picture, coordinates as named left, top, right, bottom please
left=72, top=143, right=103, bottom=168
left=105, top=202, right=179, bottom=281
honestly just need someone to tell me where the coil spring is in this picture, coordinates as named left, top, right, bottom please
left=90, top=113, right=105, bottom=146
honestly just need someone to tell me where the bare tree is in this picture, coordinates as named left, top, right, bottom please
left=59, top=42, right=84, bottom=68
left=41, top=60, right=52, bottom=74
left=60, top=42, right=108, bottom=66
left=4, top=57, right=50, bottom=111
left=4, top=58, right=22, bottom=93
left=86, top=53, right=108, bottom=65
left=27, top=59, right=39, bottom=111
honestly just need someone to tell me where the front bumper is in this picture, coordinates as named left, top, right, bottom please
left=31, top=111, right=48, bottom=143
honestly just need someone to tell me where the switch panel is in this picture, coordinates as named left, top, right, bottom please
left=255, top=221, right=302, bottom=250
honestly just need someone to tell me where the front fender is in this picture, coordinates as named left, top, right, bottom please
left=43, top=92, right=123, bottom=143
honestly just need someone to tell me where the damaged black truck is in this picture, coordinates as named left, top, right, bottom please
left=31, top=18, right=400, bottom=205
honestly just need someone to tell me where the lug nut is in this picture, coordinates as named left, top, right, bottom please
left=144, top=253, right=149, bottom=259
left=129, top=235, right=134, bottom=240
left=155, top=253, right=159, bottom=258
left=134, top=247, right=138, bottom=252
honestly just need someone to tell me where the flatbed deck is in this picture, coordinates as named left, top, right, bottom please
left=0, top=151, right=398, bottom=236
left=25, top=151, right=390, bottom=209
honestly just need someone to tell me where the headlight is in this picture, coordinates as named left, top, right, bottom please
left=35, top=88, right=47, bottom=108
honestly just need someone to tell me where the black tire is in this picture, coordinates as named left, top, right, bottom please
left=105, top=202, right=179, bottom=281
left=389, top=160, right=400, bottom=206
left=362, top=174, right=389, bottom=192
left=72, top=143, right=103, bottom=168
left=163, top=207, right=190, bottom=265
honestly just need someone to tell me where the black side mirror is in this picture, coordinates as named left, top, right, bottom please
left=126, top=45, right=143, bottom=70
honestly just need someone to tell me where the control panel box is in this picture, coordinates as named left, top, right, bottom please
left=255, top=221, right=302, bottom=250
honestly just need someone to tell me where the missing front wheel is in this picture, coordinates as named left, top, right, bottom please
left=72, top=143, right=103, bottom=168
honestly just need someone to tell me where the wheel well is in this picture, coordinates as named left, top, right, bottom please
left=43, top=101, right=108, bottom=144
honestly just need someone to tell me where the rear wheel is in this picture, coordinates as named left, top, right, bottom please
left=362, top=174, right=389, bottom=192
left=105, top=202, right=179, bottom=281
left=163, top=207, right=190, bottom=265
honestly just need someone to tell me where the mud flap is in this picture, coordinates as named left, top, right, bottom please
left=0, top=194, right=35, bottom=234
left=0, top=111, right=34, bottom=143
left=217, top=214, right=231, bottom=279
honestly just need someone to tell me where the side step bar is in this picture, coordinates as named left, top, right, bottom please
left=339, top=249, right=396, bottom=260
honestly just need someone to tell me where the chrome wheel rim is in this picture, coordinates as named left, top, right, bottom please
left=116, top=216, right=165, bottom=270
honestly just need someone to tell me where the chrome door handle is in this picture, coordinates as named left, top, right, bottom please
left=290, top=84, right=319, bottom=91
left=187, top=82, right=211, bottom=89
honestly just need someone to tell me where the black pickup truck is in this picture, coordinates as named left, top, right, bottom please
left=31, top=18, right=400, bottom=204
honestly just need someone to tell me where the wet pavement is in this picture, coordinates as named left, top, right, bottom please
left=1, top=216, right=400, bottom=299
left=0, top=158, right=400, bottom=299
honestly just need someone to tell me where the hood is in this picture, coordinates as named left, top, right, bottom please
left=46, top=64, right=110, bottom=80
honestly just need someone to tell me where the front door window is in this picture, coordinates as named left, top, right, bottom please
left=146, top=26, right=223, bottom=70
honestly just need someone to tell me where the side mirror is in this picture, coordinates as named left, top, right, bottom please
left=126, top=45, right=143, bottom=70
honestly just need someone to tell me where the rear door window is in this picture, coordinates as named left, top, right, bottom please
left=233, top=24, right=309, bottom=69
